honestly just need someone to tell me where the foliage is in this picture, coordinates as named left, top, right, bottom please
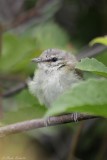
left=0, top=22, right=69, bottom=75
left=0, top=33, right=37, bottom=75
left=46, top=37, right=107, bottom=117
left=1, top=23, right=107, bottom=122
left=3, top=90, right=46, bottom=124
left=46, top=79, right=107, bottom=117
left=90, top=36, right=107, bottom=46
left=1, top=1, right=107, bottom=159
left=1, top=22, right=70, bottom=124
left=31, top=22, right=70, bottom=50
left=76, top=58, right=107, bottom=77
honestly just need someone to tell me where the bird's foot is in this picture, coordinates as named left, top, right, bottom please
left=73, top=112, right=78, bottom=122
left=44, top=117, right=51, bottom=127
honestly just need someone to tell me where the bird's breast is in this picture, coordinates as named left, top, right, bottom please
left=30, top=68, right=81, bottom=108
left=42, top=70, right=63, bottom=107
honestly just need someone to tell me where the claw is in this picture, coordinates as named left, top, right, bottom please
left=73, top=112, right=78, bottom=122
left=44, top=117, right=50, bottom=126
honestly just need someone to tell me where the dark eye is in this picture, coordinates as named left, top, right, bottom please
left=51, top=57, right=58, bottom=62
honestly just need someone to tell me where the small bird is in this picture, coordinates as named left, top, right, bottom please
left=28, top=48, right=82, bottom=109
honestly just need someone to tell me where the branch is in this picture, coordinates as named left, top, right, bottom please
left=2, top=82, right=27, bottom=98
left=0, top=113, right=100, bottom=137
left=77, top=44, right=107, bottom=60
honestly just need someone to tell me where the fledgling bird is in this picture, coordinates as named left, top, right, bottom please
left=28, top=48, right=82, bottom=108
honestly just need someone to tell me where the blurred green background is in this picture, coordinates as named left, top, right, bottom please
left=0, top=0, right=107, bottom=160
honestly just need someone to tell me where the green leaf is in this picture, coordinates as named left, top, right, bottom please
left=2, top=106, right=46, bottom=124
left=3, top=89, right=46, bottom=124
left=75, top=58, right=107, bottom=77
left=0, top=22, right=70, bottom=74
left=0, top=33, right=37, bottom=74
left=90, top=36, right=107, bottom=46
left=46, top=79, right=107, bottom=117
left=96, top=51, right=107, bottom=66
left=32, top=22, right=69, bottom=50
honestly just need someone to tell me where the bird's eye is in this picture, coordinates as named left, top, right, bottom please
left=51, top=57, right=58, bottom=62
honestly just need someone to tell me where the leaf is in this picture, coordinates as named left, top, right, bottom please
left=3, top=89, right=46, bottom=124
left=0, top=22, right=70, bottom=74
left=46, top=79, right=107, bottom=117
left=96, top=51, right=107, bottom=66
left=2, top=106, right=46, bottom=124
left=75, top=58, right=107, bottom=77
left=90, top=36, right=107, bottom=46
left=32, top=22, right=69, bottom=50
left=0, top=33, right=37, bottom=74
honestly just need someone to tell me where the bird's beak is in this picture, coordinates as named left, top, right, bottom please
left=31, top=57, right=43, bottom=63
left=32, top=57, right=52, bottom=63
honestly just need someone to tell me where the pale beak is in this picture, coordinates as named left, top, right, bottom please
left=32, top=57, right=52, bottom=63
left=32, top=57, right=43, bottom=63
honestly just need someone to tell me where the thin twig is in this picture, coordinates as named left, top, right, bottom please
left=2, top=82, right=27, bottom=98
left=77, top=44, right=107, bottom=60
left=0, top=113, right=100, bottom=137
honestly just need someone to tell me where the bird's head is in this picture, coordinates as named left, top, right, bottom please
left=32, top=49, right=77, bottom=71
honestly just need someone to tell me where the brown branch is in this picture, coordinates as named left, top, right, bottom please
left=77, top=44, right=107, bottom=60
left=2, top=82, right=27, bottom=98
left=0, top=113, right=100, bottom=137
left=4, top=0, right=57, bottom=31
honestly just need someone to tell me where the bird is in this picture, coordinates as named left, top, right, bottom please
left=28, top=48, right=82, bottom=111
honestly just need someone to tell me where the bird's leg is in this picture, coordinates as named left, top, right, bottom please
left=73, top=112, right=78, bottom=122
left=44, top=117, right=51, bottom=127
